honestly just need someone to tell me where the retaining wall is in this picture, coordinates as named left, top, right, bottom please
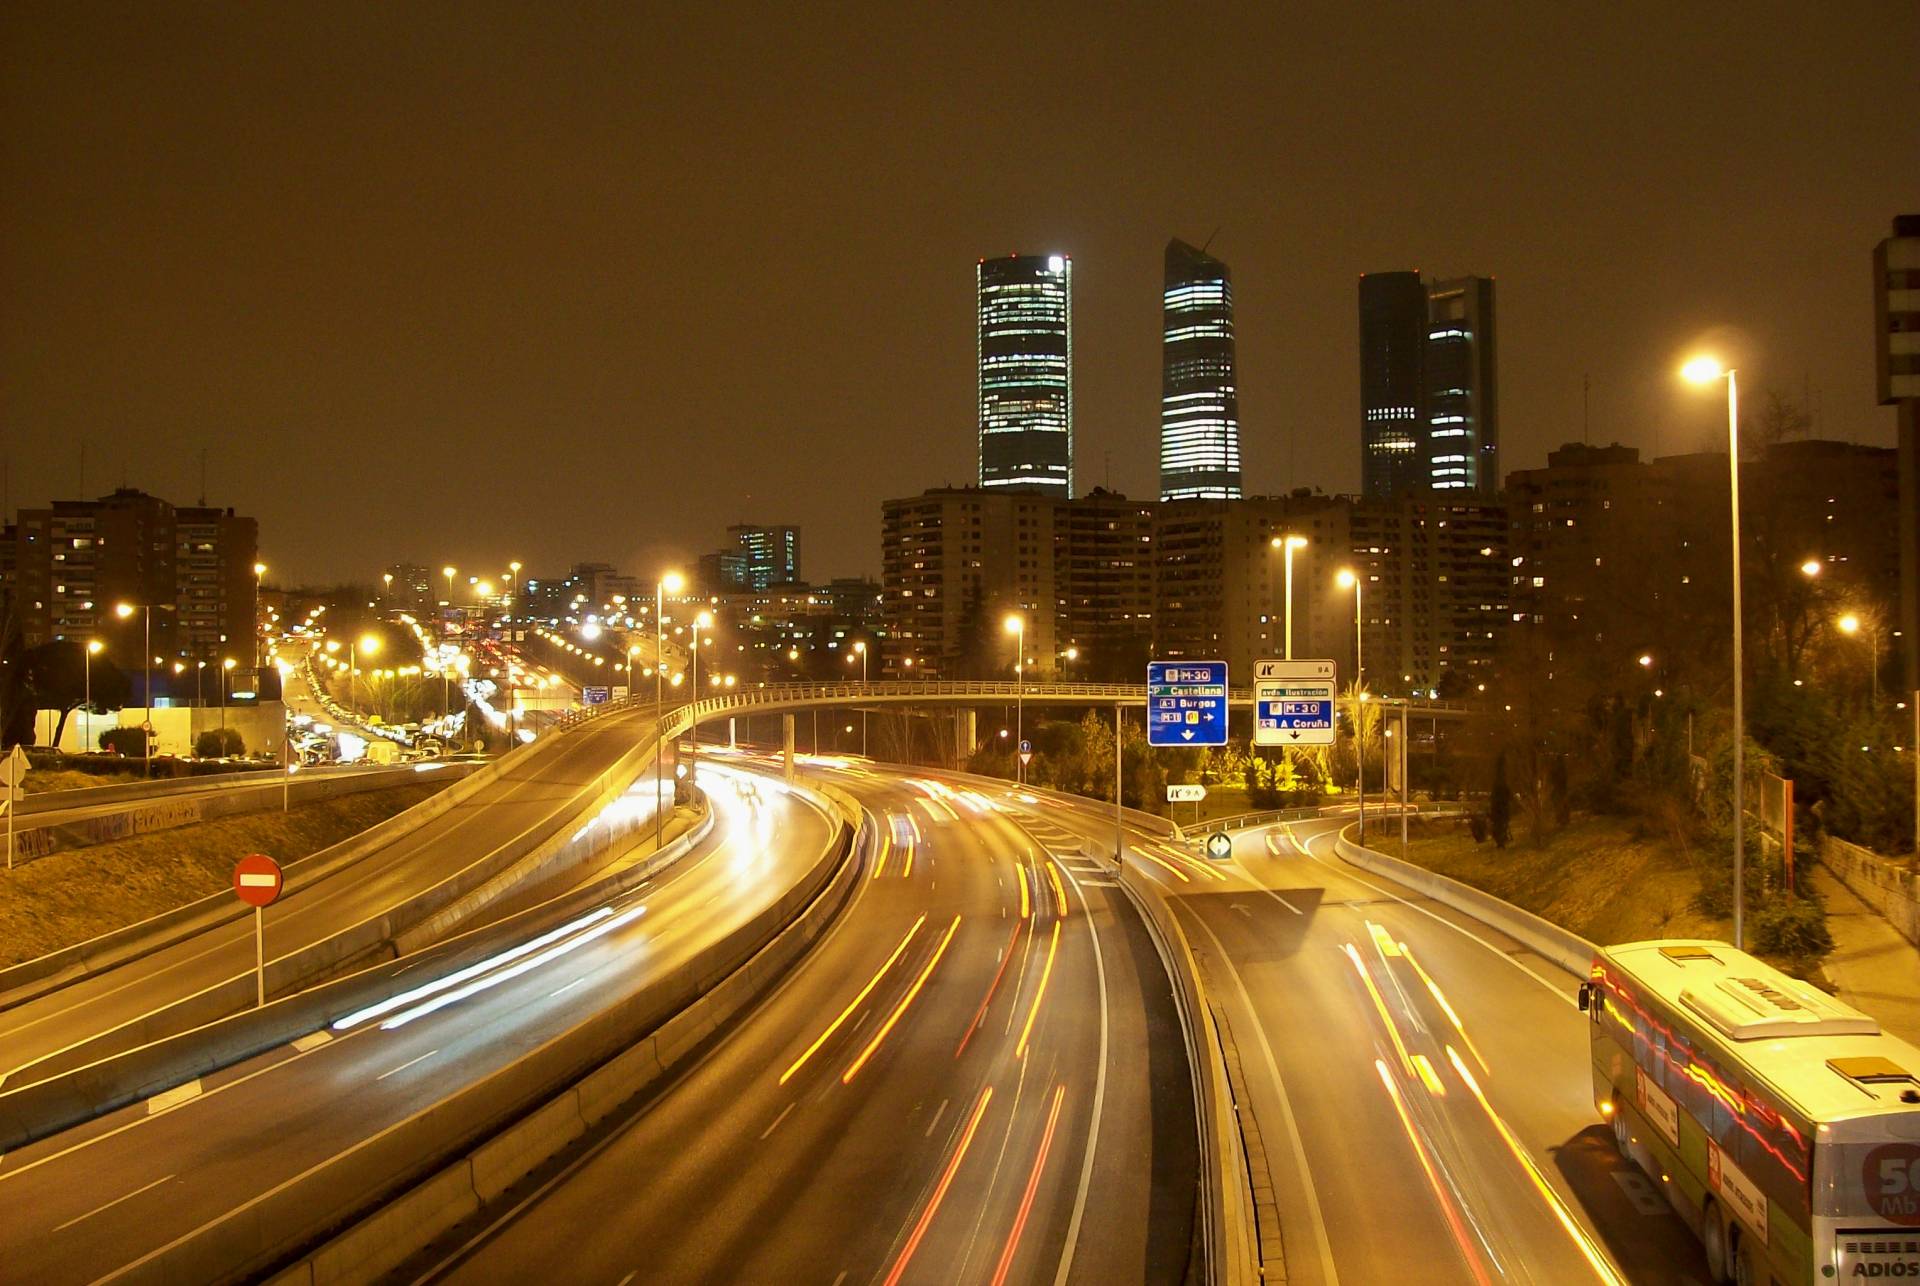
left=1821, top=834, right=1920, bottom=948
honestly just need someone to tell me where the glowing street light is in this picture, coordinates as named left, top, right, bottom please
left=655, top=570, right=686, bottom=848
left=1839, top=613, right=1881, bottom=704
left=1004, top=614, right=1025, bottom=783
left=1271, top=533, right=1310, bottom=659
left=1335, top=569, right=1365, bottom=842
left=1683, top=352, right=1748, bottom=947
left=84, top=639, right=104, bottom=752
left=1801, top=559, right=1823, bottom=578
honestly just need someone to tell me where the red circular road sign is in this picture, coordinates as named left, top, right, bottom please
left=233, top=853, right=284, bottom=907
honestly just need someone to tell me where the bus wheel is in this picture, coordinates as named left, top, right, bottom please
left=1701, top=1203, right=1732, bottom=1284
left=1729, top=1229, right=1757, bottom=1286
left=1610, top=1110, right=1635, bottom=1168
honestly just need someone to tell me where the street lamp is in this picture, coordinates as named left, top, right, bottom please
left=1800, top=559, right=1823, bottom=579
left=1336, top=569, right=1365, bottom=843
left=853, top=640, right=869, bottom=757
left=689, top=610, right=713, bottom=784
left=1683, top=353, right=1748, bottom=948
left=84, top=640, right=104, bottom=753
left=252, top=562, right=267, bottom=673
left=1271, top=534, right=1309, bottom=660
left=115, top=600, right=169, bottom=777
left=1838, top=613, right=1880, bottom=705
left=442, top=566, right=456, bottom=610
left=1004, top=614, right=1025, bottom=783
left=656, top=570, right=685, bottom=848
left=222, top=657, right=237, bottom=735
left=352, top=633, right=381, bottom=726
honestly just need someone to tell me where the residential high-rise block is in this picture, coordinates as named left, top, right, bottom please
left=1358, top=272, right=1429, bottom=498
left=1160, top=239, right=1242, bottom=500
left=978, top=254, right=1073, bottom=496
left=1876, top=214, right=1920, bottom=691
left=1424, top=276, right=1498, bottom=494
left=726, top=523, right=801, bottom=590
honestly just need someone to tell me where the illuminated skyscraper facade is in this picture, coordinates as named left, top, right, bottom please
left=1424, top=276, right=1498, bottom=494
left=977, top=254, right=1073, bottom=496
left=1358, top=271, right=1428, bottom=498
left=1159, top=239, right=1242, bottom=500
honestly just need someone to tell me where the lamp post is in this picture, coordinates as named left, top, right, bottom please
left=115, top=601, right=167, bottom=777
left=84, top=640, right=103, bottom=753
left=252, top=562, right=267, bottom=673
left=1271, top=534, right=1309, bottom=660
left=1004, top=614, right=1025, bottom=784
left=442, top=566, right=456, bottom=611
left=853, top=640, right=868, bottom=757
left=656, top=570, right=684, bottom=848
left=221, top=657, right=236, bottom=736
left=690, top=610, right=712, bottom=785
left=1337, top=569, right=1365, bottom=844
left=1838, top=613, right=1880, bottom=706
left=1684, top=355, right=1747, bottom=948
left=352, top=633, right=381, bottom=727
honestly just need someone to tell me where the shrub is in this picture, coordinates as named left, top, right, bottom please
left=1489, top=752, right=1512, bottom=849
left=98, top=726, right=149, bottom=757
left=194, top=727, right=245, bottom=758
left=1750, top=897, right=1834, bottom=965
left=1468, top=813, right=1489, bottom=844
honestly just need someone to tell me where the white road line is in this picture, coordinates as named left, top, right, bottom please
left=1050, top=849, right=1110, bottom=1286
left=924, top=1097, right=949, bottom=1138
left=1291, top=824, right=1574, bottom=1004
left=549, top=976, right=588, bottom=998
left=616, top=1272, right=636, bottom=1286
left=1176, top=901, right=1341, bottom=1286
left=1226, top=858, right=1303, bottom=914
left=51, top=1173, right=174, bottom=1232
left=146, top=1080, right=201, bottom=1115
left=759, top=1102, right=796, bottom=1140
left=291, top=1031, right=332, bottom=1053
left=375, top=1050, right=438, bottom=1081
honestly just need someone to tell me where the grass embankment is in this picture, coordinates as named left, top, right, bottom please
left=21, top=766, right=147, bottom=795
left=0, top=783, right=441, bottom=966
left=1399, top=814, right=1729, bottom=948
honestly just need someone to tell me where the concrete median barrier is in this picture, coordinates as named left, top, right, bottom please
left=0, top=803, right=716, bottom=1146
left=228, top=800, right=866, bottom=1286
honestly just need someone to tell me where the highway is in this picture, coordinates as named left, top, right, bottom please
left=1038, top=802, right=1713, bottom=1285
left=418, top=755, right=1199, bottom=1286
left=0, top=703, right=669, bottom=1082
left=0, top=762, right=836, bottom=1285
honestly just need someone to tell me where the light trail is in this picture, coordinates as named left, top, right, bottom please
left=882, top=1084, right=993, bottom=1286
left=989, top=1083, right=1067, bottom=1286
left=844, top=915, right=962, bottom=1083
left=1014, top=918, right=1061, bottom=1059
left=1375, top=1058, right=1494, bottom=1286
left=1401, top=940, right=1489, bottom=1074
left=780, top=914, right=926, bottom=1085
left=1343, top=941, right=1416, bottom=1076
left=956, top=920, right=1024, bottom=1059
left=1445, top=1046, right=1626, bottom=1285
left=1045, top=859, right=1068, bottom=917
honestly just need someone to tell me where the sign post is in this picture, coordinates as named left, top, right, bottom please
left=2, top=744, right=27, bottom=871
left=1147, top=662, right=1228, bottom=747
left=1168, top=782, right=1206, bottom=830
left=1252, top=659, right=1337, bottom=747
left=1018, top=738, right=1033, bottom=771
left=233, top=853, right=284, bottom=1007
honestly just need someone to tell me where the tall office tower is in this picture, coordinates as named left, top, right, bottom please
left=1358, top=272, right=1429, bottom=498
left=1875, top=214, right=1920, bottom=692
left=1424, top=276, right=1498, bottom=494
left=726, top=523, right=801, bottom=590
left=978, top=254, right=1073, bottom=496
left=1160, top=239, right=1242, bottom=500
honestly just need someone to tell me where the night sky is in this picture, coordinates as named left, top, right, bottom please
left=4, top=4, right=1916, bottom=587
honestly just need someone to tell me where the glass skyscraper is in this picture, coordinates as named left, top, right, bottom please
left=1358, top=271, right=1428, bottom=499
left=1423, top=276, right=1498, bottom=494
left=1159, top=239, right=1242, bottom=501
left=978, top=254, right=1073, bottom=496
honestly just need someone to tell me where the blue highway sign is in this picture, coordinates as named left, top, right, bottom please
left=1147, top=661, right=1229, bottom=747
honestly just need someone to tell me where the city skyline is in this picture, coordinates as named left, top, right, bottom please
left=2, top=7, right=1913, bottom=587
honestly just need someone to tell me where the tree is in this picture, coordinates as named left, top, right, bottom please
left=195, top=728, right=245, bottom=758
left=21, top=640, right=132, bottom=748
left=1489, top=751, right=1512, bottom=849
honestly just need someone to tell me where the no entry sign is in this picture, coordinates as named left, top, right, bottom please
left=233, top=853, right=284, bottom=907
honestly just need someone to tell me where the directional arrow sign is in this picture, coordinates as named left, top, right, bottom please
left=1205, top=832, right=1233, bottom=861
left=1253, top=658, right=1337, bottom=747
left=1147, top=661, right=1228, bottom=748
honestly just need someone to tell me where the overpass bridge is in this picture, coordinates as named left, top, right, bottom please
left=555, top=679, right=1475, bottom=759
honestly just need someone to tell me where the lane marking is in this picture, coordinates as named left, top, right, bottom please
left=51, top=1172, right=175, bottom=1233
left=883, top=1085, right=993, bottom=1286
left=779, top=914, right=926, bottom=1085
left=993, top=1083, right=1067, bottom=1286
left=1175, top=901, right=1341, bottom=1285
left=844, top=915, right=963, bottom=1083
left=375, top=1050, right=438, bottom=1082
left=290, top=1031, right=332, bottom=1053
left=924, top=1097, right=949, bottom=1138
left=549, top=976, right=589, bottom=998
left=1291, top=823, right=1574, bottom=1004
left=146, top=1080, right=201, bottom=1115
left=758, top=1102, right=796, bottom=1140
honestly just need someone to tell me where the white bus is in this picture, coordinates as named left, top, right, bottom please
left=1581, top=939, right=1920, bottom=1284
